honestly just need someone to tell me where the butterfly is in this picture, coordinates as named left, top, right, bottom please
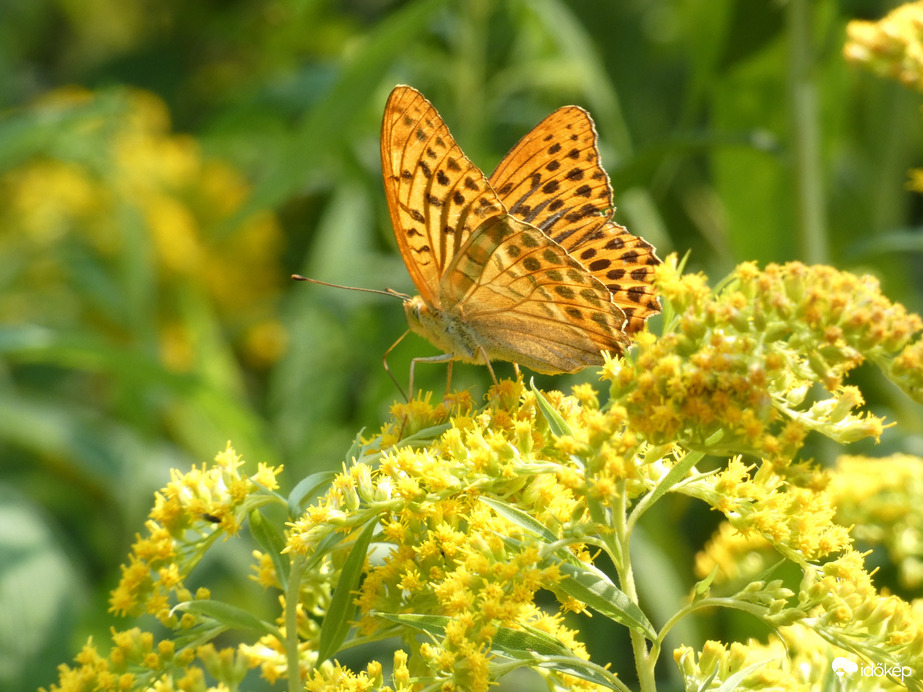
left=380, top=85, right=661, bottom=395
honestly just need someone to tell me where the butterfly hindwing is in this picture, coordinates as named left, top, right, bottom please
left=561, top=221, right=662, bottom=334
left=488, top=104, right=662, bottom=331
left=439, top=214, right=630, bottom=373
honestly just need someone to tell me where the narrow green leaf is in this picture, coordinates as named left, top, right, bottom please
left=694, top=662, right=721, bottom=692
left=170, top=619, right=227, bottom=652
left=632, top=448, right=705, bottom=524
left=288, top=471, right=336, bottom=517
left=395, top=423, right=453, bottom=447
left=494, top=626, right=623, bottom=688
left=376, top=612, right=449, bottom=639
left=529, top=655, right=622, bottom=690
left=492, top=625, right=574, bottom=658
left=530, top=381, right=573, bottom=437
left=555, top=559, right=656, bottom=640
left=317, top=517, right=379, bottom=662
left=343, top=429, right=366, bottom=463
left=479, top=496, right=559, bottom=544
left=303, top=528, right=349, bottom=572
left=173, top=600, right=278, bottom=638
left=713, top=658, right=775, bottom=692
left=693, top=565, right=719, bottom=597
left=374, top=614, right=622, bottom=690
left=249, top=509, right=290, bottom=586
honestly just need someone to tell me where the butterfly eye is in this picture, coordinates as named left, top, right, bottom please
left=404, top=296, right=426, bottom=323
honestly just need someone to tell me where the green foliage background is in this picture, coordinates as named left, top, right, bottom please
left=0, top=0, right=921, bottom=689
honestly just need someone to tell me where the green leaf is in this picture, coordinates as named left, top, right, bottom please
left=288, top=471, right=336, bottom=517
left=479, top=496, right=559, bottom=544
left=395, top=423, right=453, bottom=447
left=555, top=559, right=656, bottom=640
left=249, top=509, right=290, bottom=586
left=530, top=381, right=573, bottom=437
left=693, top=565, right=719, bottom=598
left=713, top=658, right=776, bottom=692
left=630, top=447, right=706, bottom=526
left=173, top=600, right=279, bottom=638
left=317, top=517, right=379, bottom=662
left=492, top=625, right=574, bottom=658
left=343, top=429, right=366, bottom=463
left=376, top=612, right=449, bottom=639
left=302, top=528, right=349, bottom=573
left=375, top=614, right=622, bottom=690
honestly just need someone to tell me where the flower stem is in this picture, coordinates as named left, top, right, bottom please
left=286, top=553, right=308, bottom=692
left=613, top=481, right=657, bottom=691
left=787, top=0, right=828, bottom=263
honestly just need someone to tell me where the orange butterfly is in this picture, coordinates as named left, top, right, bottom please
left=380, top=85, right=661, bottom=394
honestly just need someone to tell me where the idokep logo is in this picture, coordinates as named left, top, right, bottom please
left=832, top=657, right=858, bottom=680
left=830, top=656, right=913, bottom=686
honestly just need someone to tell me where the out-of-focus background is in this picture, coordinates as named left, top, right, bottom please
left=1, top=1, right=921, bottom=689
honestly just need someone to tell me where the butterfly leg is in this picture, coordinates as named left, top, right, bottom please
left=477, top=346, right=499, bottom=387
left=409, top=353, right=455, bottom=401
left=383, top=329, right=412, bottom=401
left=445, top=360, right=453, bottom=398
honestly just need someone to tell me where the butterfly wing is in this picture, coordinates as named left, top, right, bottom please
left=489, top=106, right=613, bottom=244
left=489, top=106, right=662, bottom=333
left=381, top=85, right=505, bottom=305
left=438, top=213, right=629, bottom=373
left=559, top=221, right=662, bottom=334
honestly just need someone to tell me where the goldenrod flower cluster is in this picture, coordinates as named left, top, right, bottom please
left=609, top=258, right=921, bottom=461
left=43, top=444, right=282, bottom=691
left=845, top=1, right=923, bottom=200
left=675, top=621, right=916, bottom=692
left=830, top=454, right=923, bottom=589
left=110, top=444, right=282, bottom=620
left=43, top=259, right=923, bottom=692
left=845, top=1, right=923, bottom=92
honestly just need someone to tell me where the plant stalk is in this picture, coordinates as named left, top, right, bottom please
left=788, top=0, right=828, bottom=263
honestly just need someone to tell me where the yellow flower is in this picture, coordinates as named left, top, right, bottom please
left=845, top=1, right=923, bottom=91
left=109, top=444, right=282, bottom=616
left=0, top=87, right=287, bottom=367
left=830, top=453, right=923, bottom=588
left=607, top=257, right=918, bottom=460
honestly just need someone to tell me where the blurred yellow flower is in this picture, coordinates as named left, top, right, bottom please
left=0, top=86, right=287, bottom=370
left=845, top=1, right=923, bottom=92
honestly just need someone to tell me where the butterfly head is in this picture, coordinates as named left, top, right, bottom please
left=403, top=295, right=442, bottom=347
left=403, top=295, right=482, bottom=364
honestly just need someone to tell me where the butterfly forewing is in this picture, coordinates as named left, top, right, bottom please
left=489, top=106, right=613, bottom=247
left=381, top=86, right=505, bottom=305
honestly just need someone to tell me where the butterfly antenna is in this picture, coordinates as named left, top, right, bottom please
left=291, top=275, right=410, bottom=300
